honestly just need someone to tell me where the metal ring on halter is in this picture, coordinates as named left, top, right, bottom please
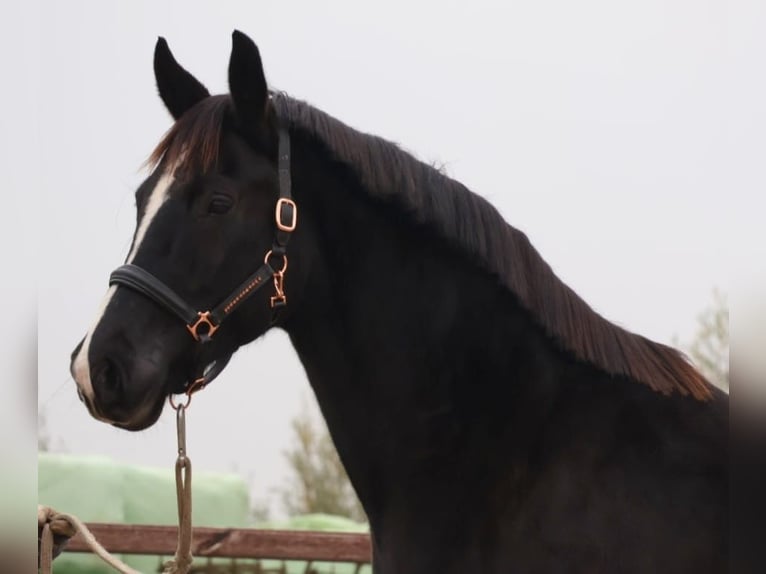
left=169, top=393, right=192, bottom=411
left=168, top=376, right=207, bottom=411
left=264, top=250, right=288, bottom=274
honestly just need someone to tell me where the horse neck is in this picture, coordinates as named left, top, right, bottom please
left=281, top=135, right=566, bottom=521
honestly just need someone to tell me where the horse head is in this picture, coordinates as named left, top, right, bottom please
left=70, top=32, right=308, bottom=430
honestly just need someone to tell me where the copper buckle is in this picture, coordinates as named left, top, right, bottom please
left=186, top=311, right=219, bottom=342
left=275, top=198, right=297, bottom=232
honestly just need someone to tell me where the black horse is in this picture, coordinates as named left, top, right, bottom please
left=70, top=31, right=728, bottom=573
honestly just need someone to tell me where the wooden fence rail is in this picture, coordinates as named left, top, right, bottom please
left=65, top=524, right=372, bottom=563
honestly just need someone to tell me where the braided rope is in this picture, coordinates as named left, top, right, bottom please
left=38, top=505, right=142, bottom=574
left=38, top=504, right=195, bottom=573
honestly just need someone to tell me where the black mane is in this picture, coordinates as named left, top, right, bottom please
left=152, top=93, right=713, bottom=401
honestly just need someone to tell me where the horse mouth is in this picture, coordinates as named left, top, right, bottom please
left=112, top=418, right=158, bottom=432
left=79, top=377, right=173, bottom=432
left=110, top=395, right=167, bottom=432
left=107, top=368, right=193, bottom=431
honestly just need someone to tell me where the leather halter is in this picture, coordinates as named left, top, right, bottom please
left=108, top=124, right=297, bottom=394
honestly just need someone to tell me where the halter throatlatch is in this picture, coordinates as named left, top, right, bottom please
left=108, top=121, right=296, bottom=397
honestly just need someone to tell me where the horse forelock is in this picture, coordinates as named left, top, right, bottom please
left=146, top=95, right=230, bottom=178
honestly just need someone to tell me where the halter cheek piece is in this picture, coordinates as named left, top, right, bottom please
left=108, top=125, right=296, bottom=395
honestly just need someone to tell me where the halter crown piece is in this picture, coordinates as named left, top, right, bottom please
left=108, top=114, right=297, bottom=395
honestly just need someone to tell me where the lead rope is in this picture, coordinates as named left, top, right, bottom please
left=162, top=400, right=194, bottom=574
left=39, top=398, right=196, bottom=574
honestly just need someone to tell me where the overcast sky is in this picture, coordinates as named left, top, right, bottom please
left=11, top=0, right=763, bottom=518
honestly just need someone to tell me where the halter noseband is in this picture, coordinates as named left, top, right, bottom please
left=108, top=124, right=296, bottom=392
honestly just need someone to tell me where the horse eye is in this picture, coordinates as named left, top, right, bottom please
left=207, top=194, right=233, bottom=215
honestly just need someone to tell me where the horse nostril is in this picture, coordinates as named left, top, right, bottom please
left=76, top=386, right=85, bottom=403
left=92, top=358, right=124, bottom=407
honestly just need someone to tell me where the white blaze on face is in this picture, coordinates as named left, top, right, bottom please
left=126, top=170, right=175, bottom=264
left=72, top=169, right=175, bottom=401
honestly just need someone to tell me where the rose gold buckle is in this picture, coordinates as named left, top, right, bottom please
left=186, top=311, right=219, bottom=342
left=275, top=198, right=297, bottom=232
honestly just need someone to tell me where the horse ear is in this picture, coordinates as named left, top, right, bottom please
left=228, top=30, right=269, bottom=132
left=153, top=37, right=210, bottom=120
